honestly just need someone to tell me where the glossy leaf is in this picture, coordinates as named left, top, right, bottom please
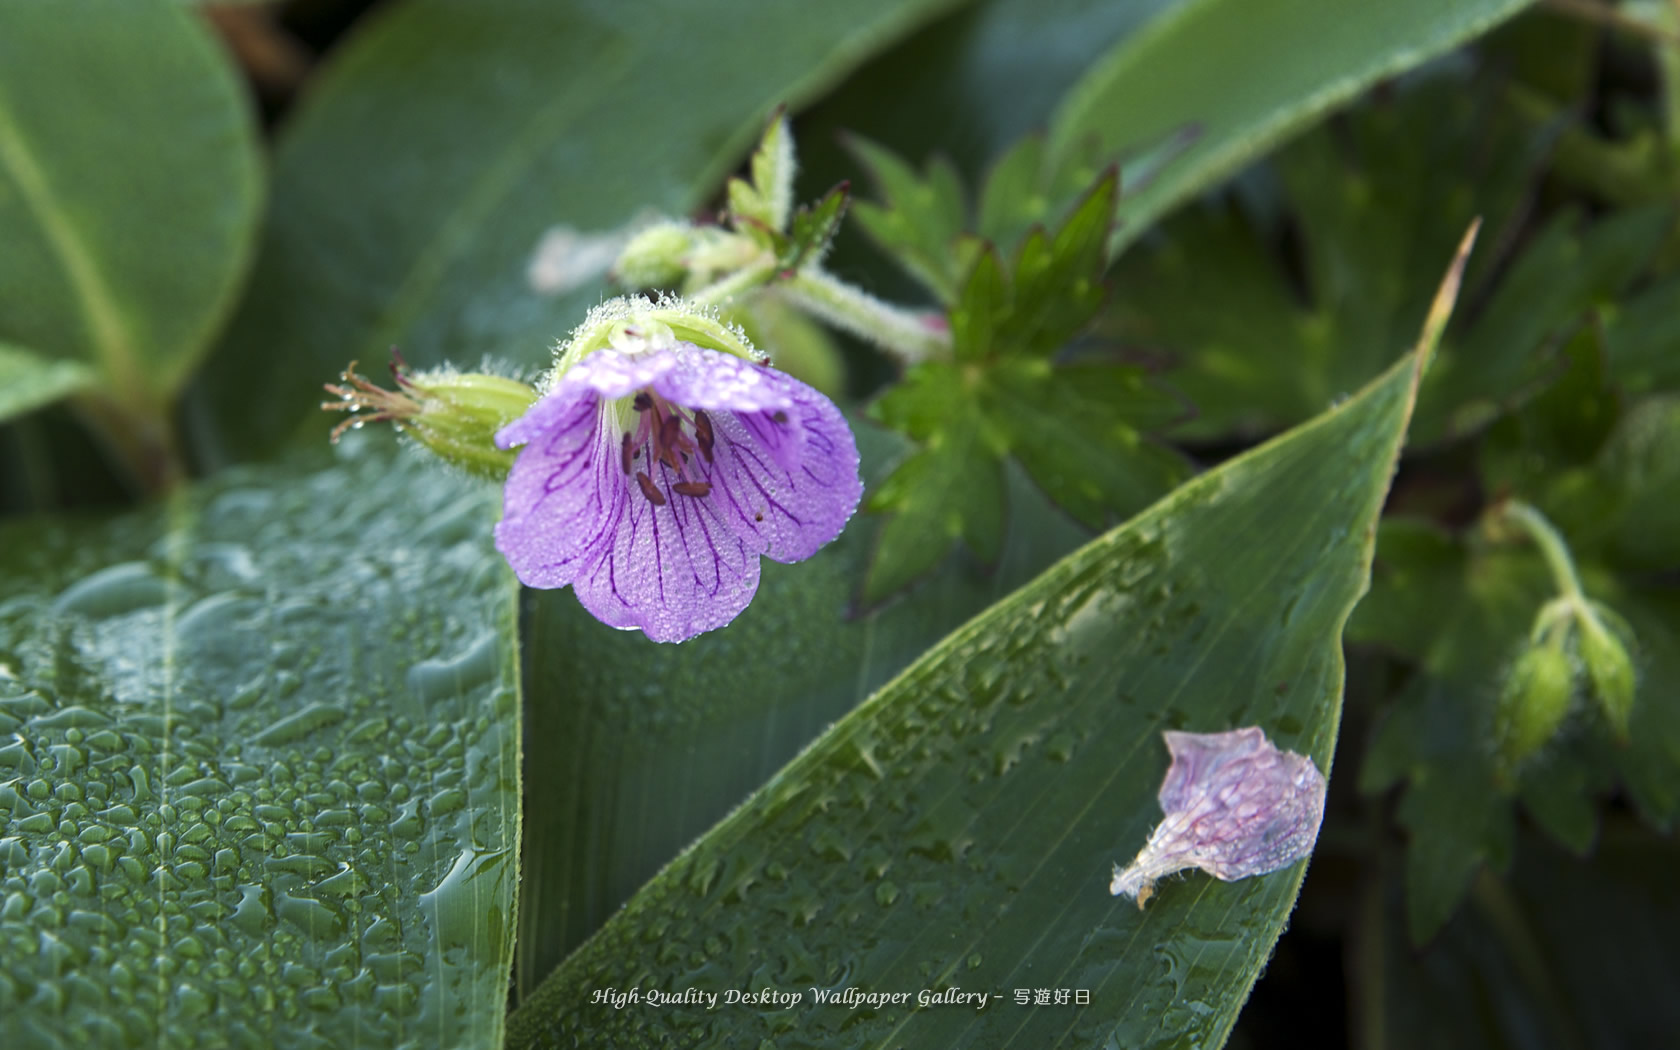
left=512, top=421, right=1090, bottom=996
left=194, top=0, right=972, bottom=462
left=1047, top=0, right=1532, bottom=254
left=0, top=0, right=261, bottom=412
left=506, top=298, right=1432, bottom=1048
left=0, top=343, right=95, bottom=424
left=0, top=439, right=520, bottom=1047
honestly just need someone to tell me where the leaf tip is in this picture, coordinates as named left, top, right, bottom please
left=1413, top=217, right=1481, bottom=377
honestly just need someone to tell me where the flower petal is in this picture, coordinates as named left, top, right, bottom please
left=651, top=344, right=794, bottom=416
left=494, top=390, right=624, bottom=589
left=571, top=465, right=761, bottom=642
left=654, top=351, right=861, bottom=564
left=563, top=346, right=679, bottom=401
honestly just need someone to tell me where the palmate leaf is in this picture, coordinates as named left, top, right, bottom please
left=506, top=277, right=1437, bottom=1049
left=0, top=441, right=519, bottom=1048
left=865, top=170, right=1182, bottom=595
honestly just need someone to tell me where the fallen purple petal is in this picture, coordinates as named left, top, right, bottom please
left=1110, top=727, right=1327, bottom=907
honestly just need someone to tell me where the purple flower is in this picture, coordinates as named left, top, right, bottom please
left=1110, top=727, right=1326, bottom=907
left=493, top=341, right=862, bottom=642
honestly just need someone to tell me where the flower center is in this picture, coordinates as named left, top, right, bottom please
left=621, top=390, right=716, bottom=505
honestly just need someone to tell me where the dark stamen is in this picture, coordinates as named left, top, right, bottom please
left=771, top=410, right=788, bottom=424
left=633, top=392, right=653, bottom=412
left=635, top=471, right=666, bottom=505
left=659, top=414, right=682, bottom=455
left=693, top=410, right=715, bottom=463
left=620, top=432, right=633, bottom=475
left=673, top=481, right=711, bottom=497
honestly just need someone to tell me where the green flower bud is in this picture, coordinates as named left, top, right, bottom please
left=323, top=358, right=537, bottom=480
left=1577, top=602, right=1637, bottom=741
left=613, top=222, right=698, bottom=290
left=1493, top=642, right=1576, bottom=776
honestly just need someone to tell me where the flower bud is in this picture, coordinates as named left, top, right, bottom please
left=612, top=222, right=697, bottom=290
left=1493, top=642, right=1575, bottom=775
left=1578, top=602, right=1637, bottom=741
left=323, top=359, right=536, bottom=480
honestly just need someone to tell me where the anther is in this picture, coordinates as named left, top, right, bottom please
left=673, top=481, right=712, bottom=497
left=693, top=410, right=715, bottom=463
left=633, top=392, right=653, bottom=412
left=659, top=414, right=682, bottom=455
left=771, top=410, right=788, bottom=424
left=635, top=471, right=666, bottom=506
left=620, top=432, right=633, bottom=475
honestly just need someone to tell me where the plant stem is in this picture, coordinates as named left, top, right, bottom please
left=1496, top=499, right=1588, bottom=605
left=776, top=268, right=950, bottom=365
left=73, top=391, right=186, bottom=499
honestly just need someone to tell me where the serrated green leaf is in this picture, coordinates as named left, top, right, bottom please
left=949, top=245, right=1009, bottom=361
left=506, top=321, right=1428, bottom=1048
left=0, top=343, right=95, bottom=423
left=193, top=0, right=974, bottom=461
left=847, top=137, right=970, bottom=303
left=1419, top=206, right=1667, bottom=441
left=0, top=0, right=261, bottom=415
left=984, top=359, right=1186, bottom=528
left=0, top=440, right=519, bottom=1046
left=779, top=182, right=851, bottom=270
left=864, top=420, right=1007, bottom=602
left=996, top=168, right=1116, bottom=357
left=1047, top=0, right=1533, bottom=254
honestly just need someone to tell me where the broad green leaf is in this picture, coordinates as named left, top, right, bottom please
left=507, top=305, right=1430, bottom=1048
left=0, top=0, right=261, bottom=414
left=0, top=439, right=519, bottom=1047
left=512, top=421, right=1090, bottom=997
left=1047, top=0, right=1532, bottom=254
left=0, top=343, right=95, bottom=424
left=194, top=0, right=972, bottom=462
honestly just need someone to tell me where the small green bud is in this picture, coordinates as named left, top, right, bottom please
left=1577, top=602, right=1637, bottom=741
left=1493, top=642, right=1576, bottom=776
left=323, top=357, right=536, bottom=479
left=613, top=222, right=698, bottom=290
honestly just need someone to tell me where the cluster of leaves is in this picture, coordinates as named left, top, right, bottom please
left=852, top=139, right=1188, bottom=600
left=4, top=1, right=1673, bottom=1049
left=1103, top=11, right=1680, bottom=965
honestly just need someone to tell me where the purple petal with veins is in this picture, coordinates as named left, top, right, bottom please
left=494, top=341, right=862, bottom=642
left=1110, top=727, right=1326, bottom=906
